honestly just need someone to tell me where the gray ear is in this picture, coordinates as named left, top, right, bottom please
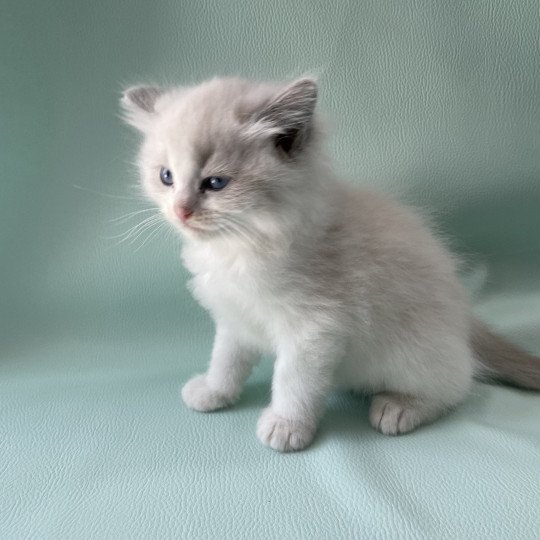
left=121, top=85, right=164, bottom=130
left=122, top=85, right=163, bottom=112
left=255, top=78, right=318, bottom=154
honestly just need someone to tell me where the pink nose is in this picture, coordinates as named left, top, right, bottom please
left=174, top=205, right=193, bottom=222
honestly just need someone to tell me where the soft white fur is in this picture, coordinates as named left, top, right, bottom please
left=122, top=77, right=475, bottom=452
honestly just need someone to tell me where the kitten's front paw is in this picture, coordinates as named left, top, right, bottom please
left=181, top=374, right=236, bottom=412
left=256, top=408, right=316, bottom=452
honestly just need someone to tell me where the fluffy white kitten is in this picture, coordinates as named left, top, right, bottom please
left=121, top=77, right=539, bottom=452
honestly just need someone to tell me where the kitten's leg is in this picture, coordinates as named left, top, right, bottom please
left=369, top=360, right=472, bottom=435
left=367, top=335, right=474, bottom=435
left=257, top=337, right=341, bottom=452
left=181, top=325, right=259, bottom=412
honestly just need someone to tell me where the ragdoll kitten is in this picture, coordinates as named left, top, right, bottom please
left=121, top=77, right=540, bottom=452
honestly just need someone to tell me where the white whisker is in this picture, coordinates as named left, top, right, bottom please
left=107, top=214, right=161, bottom=243
left=134, top=221, right=167, bottom=252
left=109, top=208, right=157, bottom=223
left=124, top=218, right=163, bottom=246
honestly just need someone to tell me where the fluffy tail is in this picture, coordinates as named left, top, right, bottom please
left=471, top=319, right=540, bottom=390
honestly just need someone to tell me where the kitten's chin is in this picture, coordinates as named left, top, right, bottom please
left=175, top=221, right=217, bottom=241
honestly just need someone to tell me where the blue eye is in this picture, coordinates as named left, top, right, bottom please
left=200, top=176, right=230, bottom=192
left=160, top=167, right=173, bottom=186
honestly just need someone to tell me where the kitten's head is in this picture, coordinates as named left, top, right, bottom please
left=121, top=77, right=326, bottom=243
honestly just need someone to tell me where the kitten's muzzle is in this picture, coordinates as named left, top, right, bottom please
left=174, top=204, right=194, bottom=223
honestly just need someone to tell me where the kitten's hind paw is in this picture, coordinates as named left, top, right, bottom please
left=256, top=408, right=316, bottom=452
left=181, top=374, right=236, bottom=412
left=369, top=392, right=441, bottom=435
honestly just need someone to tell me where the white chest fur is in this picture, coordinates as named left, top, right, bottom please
left=181, top=240, right=278, bottom=349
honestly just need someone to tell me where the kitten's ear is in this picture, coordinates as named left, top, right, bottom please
left=121, top=85, right=164, bottom=131
left=255, top=78, right=318, bottom=155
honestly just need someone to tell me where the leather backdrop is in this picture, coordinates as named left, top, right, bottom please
left=1, top=0, right=539, bottom=538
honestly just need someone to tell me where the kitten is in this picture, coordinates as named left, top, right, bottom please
left=121, top=77, right=540, bottom=452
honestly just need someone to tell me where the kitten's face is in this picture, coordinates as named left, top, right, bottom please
left=122, top=77, right=319, bottom=241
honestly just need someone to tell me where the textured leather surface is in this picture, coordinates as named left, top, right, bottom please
left=1, top=0, right=539, bottom=538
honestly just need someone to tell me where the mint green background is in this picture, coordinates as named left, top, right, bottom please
left=1, top=1, right=539, bottom=538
